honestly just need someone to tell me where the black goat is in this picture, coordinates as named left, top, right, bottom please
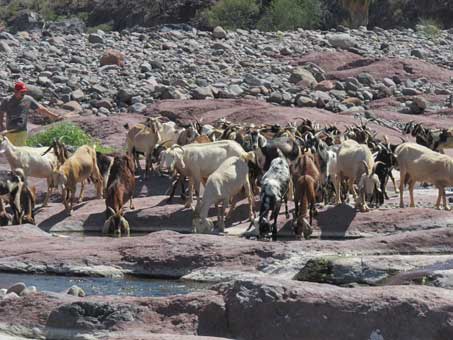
left=373, top=143, right=397, bottom=202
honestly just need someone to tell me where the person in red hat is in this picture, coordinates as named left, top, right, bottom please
left=0, top=81, right=63, bottom=146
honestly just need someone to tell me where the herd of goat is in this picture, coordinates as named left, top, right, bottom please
left=1, top=117, right=453, bottom=240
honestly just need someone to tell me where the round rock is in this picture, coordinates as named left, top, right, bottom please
left=6, top=282, right=26, bottom=295
left=213, top=26, right=227, bottom=39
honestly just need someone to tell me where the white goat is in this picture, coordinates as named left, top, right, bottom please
left=0, top=136, right=58, bottom=206
left=335, top=139, right=374, bottom=208
left=395, top=142, right=453, bottom=210
left=159, top=140, right=246, bottom=208
left=192, top=152, right=256, bottom=233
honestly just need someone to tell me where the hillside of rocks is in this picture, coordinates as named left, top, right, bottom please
left=1, top=23, right=453, bottom=132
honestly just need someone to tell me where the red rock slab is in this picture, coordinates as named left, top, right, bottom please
left=221, top=277, right=453, bottom=340
left=0, top=291, right=228, bottom=339
left=1, top=225, right=453, bottom=280
left=294, top=51, right=453, bottom=84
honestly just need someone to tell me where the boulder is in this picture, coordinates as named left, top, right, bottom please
left=191, top=86, right=214, bottom=99
left=21, top=286, right=37, bottom=296
left=315, top=80, right=335, bottom=91
left=289, top=67, right=317, bottom=87
left=88, top=33, right=104, bottom=44
left=46, top=18, right=86, bottom=35
left=67, top=285, right=86, bottom=297
left=326, top=33, right=357, bottom=49
left=62, top=101, right=82, bottom=113
left=0, top=41, right=12, bottom=54
left=100, top=49, right=125, bottom=67
left=6, top=10, right=43, bottom=33
left=27, top=84, right=44, bottom=100
left=71, top=89, right=85, bottom=101
left=213, top=26, right=227, bottom=39
left=6, top=282, right=26, bottom=295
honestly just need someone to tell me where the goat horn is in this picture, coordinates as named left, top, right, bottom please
left=41, top=145, right=53, bottom=157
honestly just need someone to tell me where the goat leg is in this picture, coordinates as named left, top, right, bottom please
left=436, top=187, right=443, bottom=210
left=78, top=181, right=85, bottom=203
left=62, top=189, right=70, bottom=212
left=184, top=178, right=194, bottom=209
left=218, top=199, right=226, bottom=233
left=284, top=195, right=289, bottom=219
left=271, top=203, right=281, bottom=241
left=166, top=176, right=179, bottom=203
left=399, top=170, right=406, bottom=208
left=442, top=187, right=451, bottom=211
left=409, top=180, right=416, bottom=208
left=389, top=171, right=399, bottom=194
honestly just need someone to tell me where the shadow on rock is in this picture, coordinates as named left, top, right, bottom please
left=316, top=204, right=357, bottom=239
left=38, top=202, right=88, bottom=232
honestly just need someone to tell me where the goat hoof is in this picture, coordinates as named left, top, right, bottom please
left=184, top=202, right=192, bottom=209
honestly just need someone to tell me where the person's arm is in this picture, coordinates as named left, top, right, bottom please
left=28, top=97, right=62, bottom=122
left=36, top=105, right=63, bottom=121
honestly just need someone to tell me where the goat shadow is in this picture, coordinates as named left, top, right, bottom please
left=316, top=204, right=357, bottom=239
left=134, top=172, right=173, bottom=198
left=38, top=202, right=88, bottom=232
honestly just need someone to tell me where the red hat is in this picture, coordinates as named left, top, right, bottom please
left=14, top=82, right=27, bottom=93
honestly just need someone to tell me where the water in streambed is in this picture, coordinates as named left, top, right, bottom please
left=0, top=273, right=209, bottom=297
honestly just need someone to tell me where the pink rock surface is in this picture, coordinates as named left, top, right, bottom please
left=294, top=51, right=453, bottom=84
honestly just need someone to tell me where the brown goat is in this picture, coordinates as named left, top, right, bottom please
left=103, top=155, right=136, bottom=236
left=17, top=185, right=36, bottom=225
left=291, top=153, right=320, bottom=239
left=51, top=145, right=102, bottom=214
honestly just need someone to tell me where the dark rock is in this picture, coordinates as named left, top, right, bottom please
left=6, top=10, right=43, bottom=33
left=6, top=282, right=26, bottom=295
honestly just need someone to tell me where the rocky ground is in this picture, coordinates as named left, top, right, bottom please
left=1, top=24, right=453, bottom=120
left=2, top=23, right=453, bottom=340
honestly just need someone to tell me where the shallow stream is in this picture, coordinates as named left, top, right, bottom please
left=0, top=273, right=209, bottom=297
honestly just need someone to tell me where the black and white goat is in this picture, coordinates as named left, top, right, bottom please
left=0, top=169, right=24, bottom=225
left=374, top=142, right=398, bottom=202
left=256, top=155, right=291, bottom=241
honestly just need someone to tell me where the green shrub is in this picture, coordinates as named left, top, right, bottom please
left=257, top=0, right=321, bottom=31
left=201, top=0, right=260, bottom=30
left=27, top=122, right=114, bottom=154
left=417, top=18, right=442, bottom=39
